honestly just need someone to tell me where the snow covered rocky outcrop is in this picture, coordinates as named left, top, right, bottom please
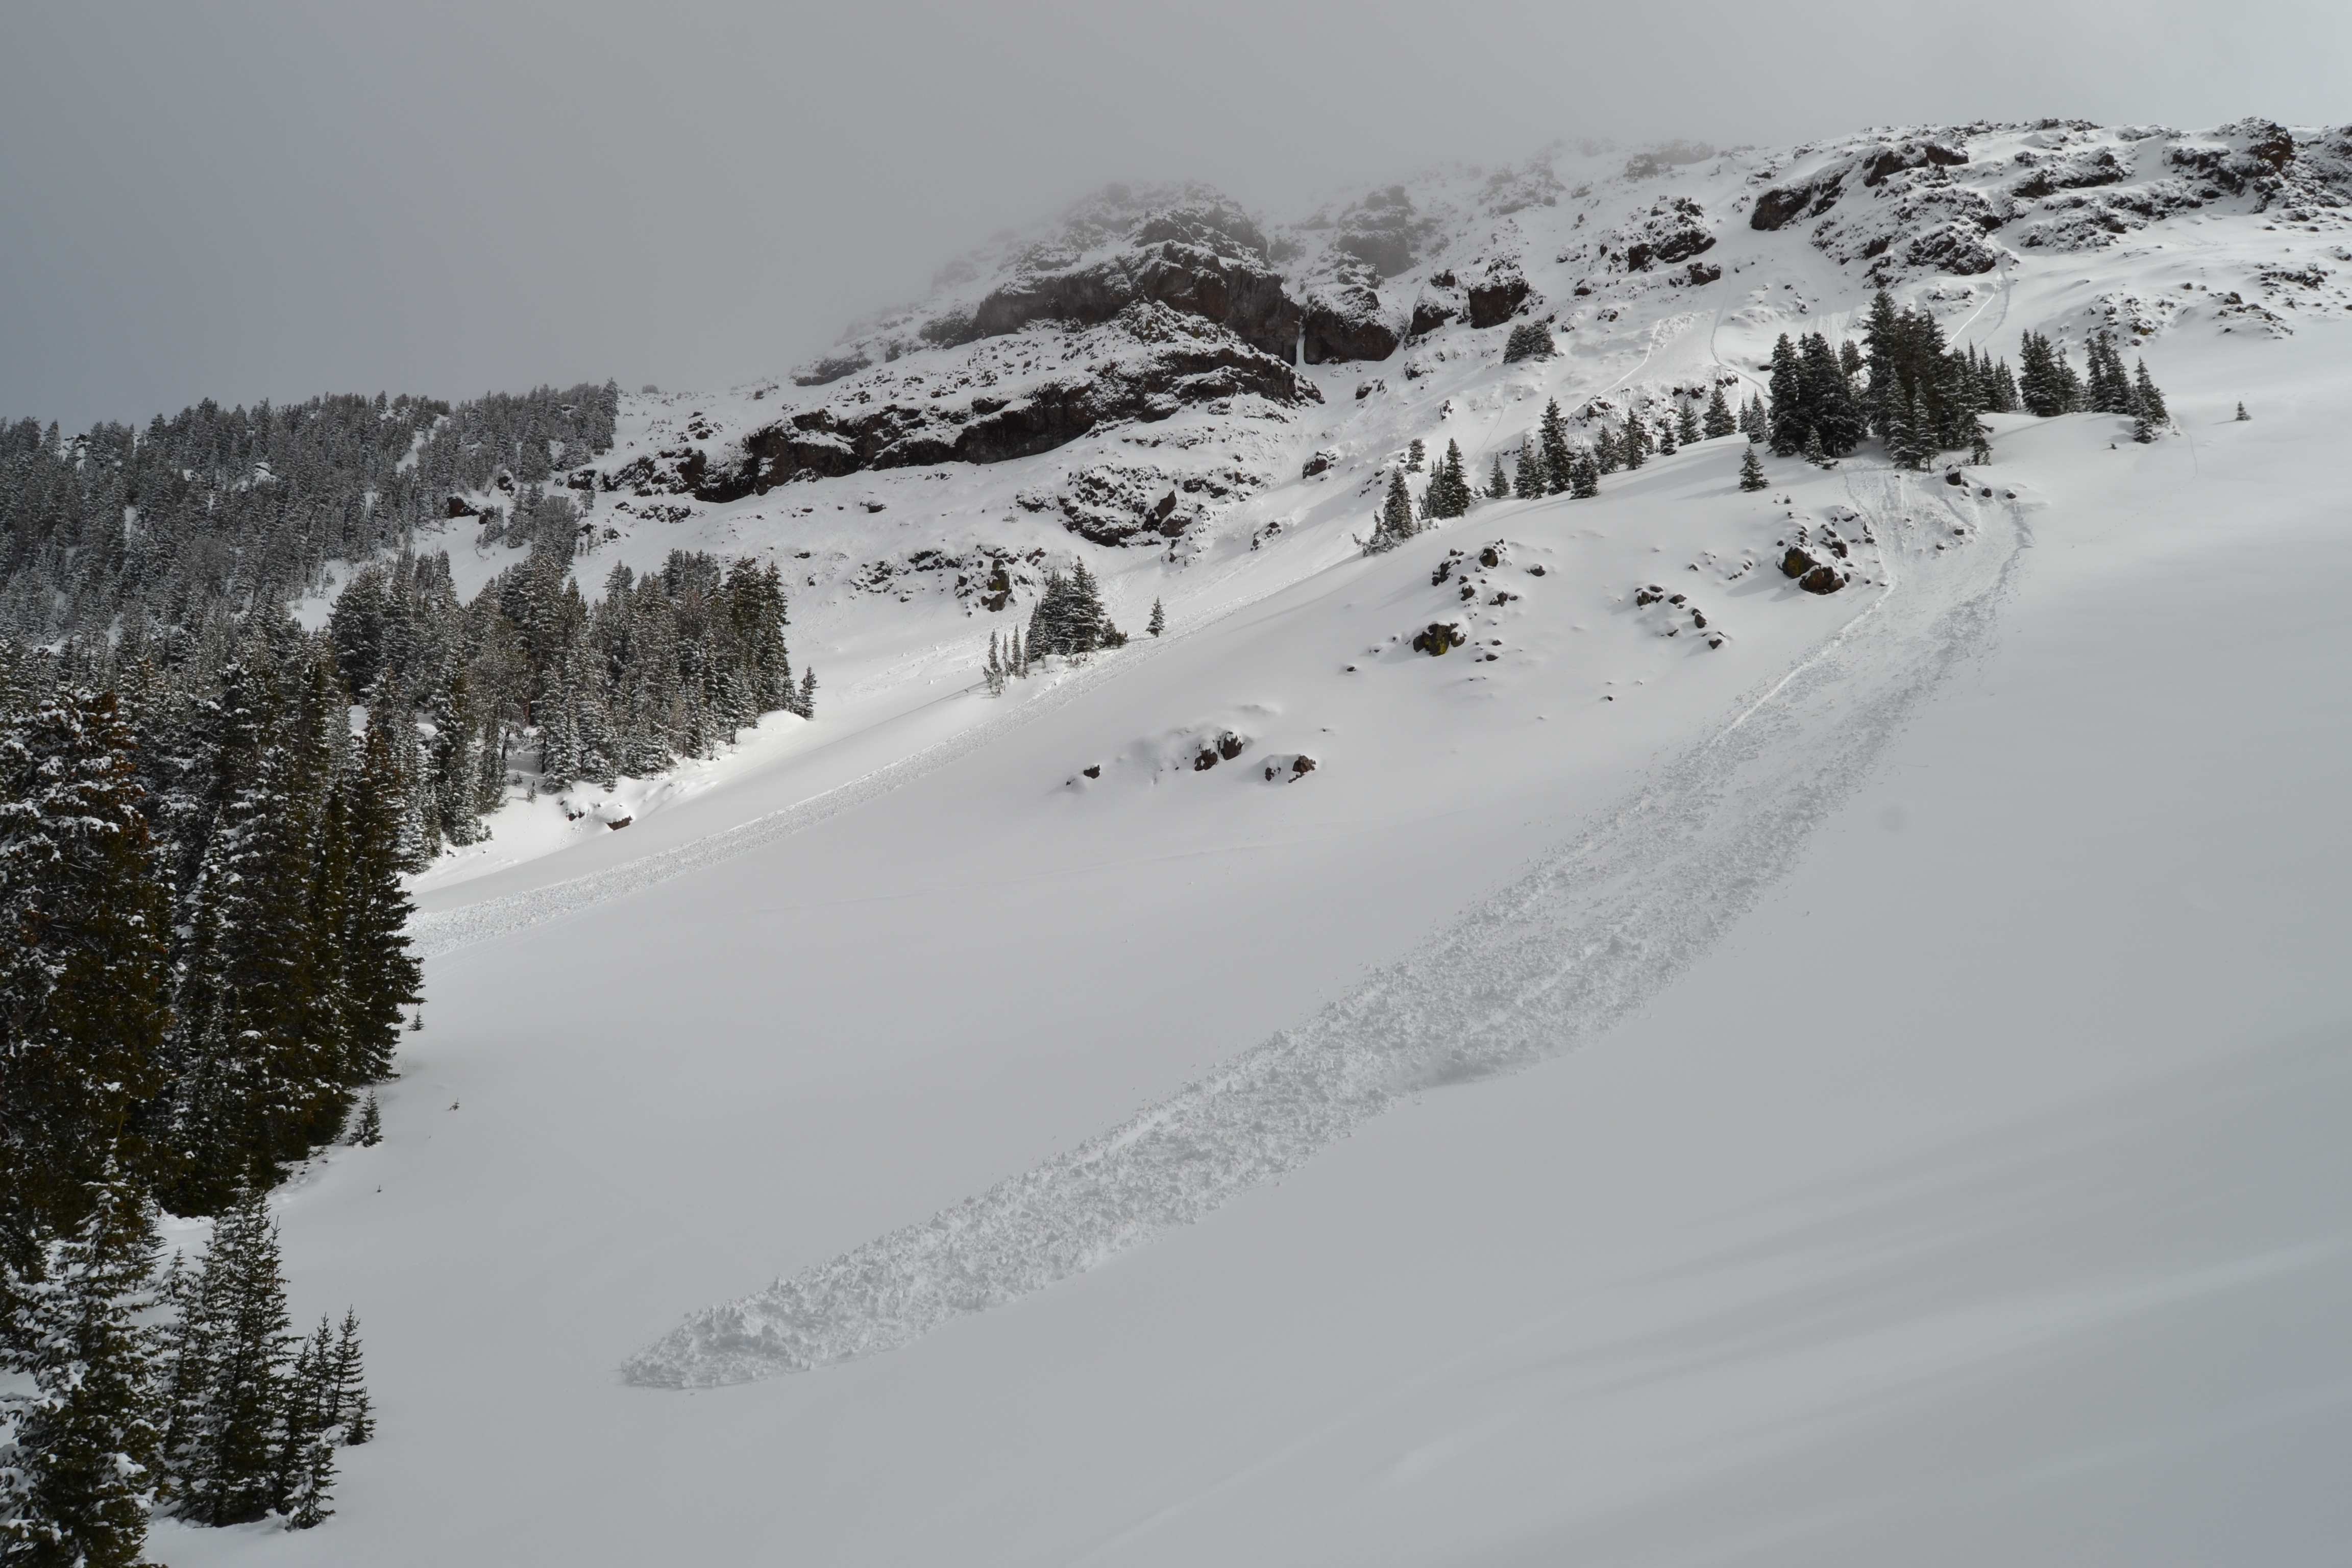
left=555, top=117, right=2347, bottom=551
left=400, top=114, right=2352, bottom=888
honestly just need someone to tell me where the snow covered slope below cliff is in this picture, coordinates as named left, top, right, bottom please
left=159, top=119, right=2352, bottom=1565
left=398, top=117, right=2349, bottom=895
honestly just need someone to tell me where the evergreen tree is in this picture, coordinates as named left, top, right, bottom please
left=1742, top=394, right=1767, bottom=443
left=2132, top=360, right=2168, bottom=425
left=1502, top=322, right=1555, bottom=362
left=0, top=689, right=172, bottom=1257
left=160, top=1191, right=293, bottom=1526
left=352, top=1094, right=381, bottom=1147
left=1861, top=288, right=1905, bottom=436
left=1366, top=471, right=1416, bottom=554
left=1702, top=384, right=1736, bottom=438
left=1406, top=437, right=1426, bottom=472
left=797, top=668, right=818, bottom=716
left=275, top=1318, right=337, bottom=1528
left=1838, top=338, right=1866, bottom=387
left=1026, top=559, right=1113, bottom=655
left=1486, top=454, right=1510, bottom=499
left=2236, top=401, right=2250, bottom=421
left=1593, top=426, right=1622, bottom=475
left=1426, top=440, right=1473, bottom=519
left=1676, top=401, right=1703, bottom=446
left=1657, top=418, right=1678, bottom=456
left=1537, top=401, right=1574, bottom=494
left=1569, top=449, right=1600, bottom=499
left=1738, top=446, right=1769, bottom=492
left=1146, top=598, right=1165, bottom=638
left=1767, top=334, right=1807, bottom=455
left=1620, top=418, right=1647, bottom=471
left=1797, top=333, right=1866, bottom=455
left=328, top=1310, right=369, bottom=1446
left=2084, top=330, right=2133, bottom=414
left=1893, top=387, right=1936, bottom=470
left=0, top=1187, right=165, bottom=1568
left=1512, top=438, right=1544, bottom=498
left=1802, top=428, right=1826, bottom=465
left=340, top=725, right=419, bottom=1089
left=2016, top=331, right=2062, bottom=417
left=982, top=633, right=1006, bottom=697
left=1988, top=357, right=2021, bottom=413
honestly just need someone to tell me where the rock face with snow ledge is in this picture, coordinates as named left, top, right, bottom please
left=573, top=116, right=2351, bottom=563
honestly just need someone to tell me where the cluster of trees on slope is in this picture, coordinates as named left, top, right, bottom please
left=2, top=383, right=620, bottom=644
left=1368, top=290, right=2174, bottom=551
left=1770, top=290, right=2170, bottom=463
left=1, top=378, right=824, bottom=1559
left=981, top=560, right=1127, bottom=692
left=329, top=545, right=811, bottom=850
left=1, top=655, right=389, bottom=1558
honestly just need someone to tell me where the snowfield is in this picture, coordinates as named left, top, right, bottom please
left=160, top=121, right=2352, bottom=1564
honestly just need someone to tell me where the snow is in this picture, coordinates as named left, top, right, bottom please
left=153, top=124, right=2352, bottom=1563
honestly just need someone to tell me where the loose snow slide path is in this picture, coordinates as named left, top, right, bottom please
left=627, top=464, right=2019, bottom=1386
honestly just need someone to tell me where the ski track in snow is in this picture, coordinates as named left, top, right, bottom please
left=623, top=463, right=2028, bottom=1387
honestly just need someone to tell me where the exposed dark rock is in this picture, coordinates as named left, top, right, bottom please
left=1799, top=564, right=1846, bottom=595
left=1303, top=285, right=1400, bottom=363
left=969, top=240, right=1298, bottom=359
left=1410, top=300, right=1458, bottom=336
left=1411, top=621, right=1465, bottom=655
left=794, top=350, right=875, bottom=388
left=1290, top=754, right=1316, bottom=776
left=1302, top=449, right=1338, bottom=478
left=446, top=496, right=478, bottom=518
left=1625, top=231, right=1714, bottom=271
left=1780, top=548, right=1817, bottom=580
left=1217, top=731, right=1246, bottom=761
left=730, top=314, right=1309, bottom=489
left=1466, top=268, right=1530, bottom=327
left=1752, top=178, right=1842, bottom=231
left=1193, top=747, right=1219, bottom=771
left=1083, top=765, right=1100, bottom=778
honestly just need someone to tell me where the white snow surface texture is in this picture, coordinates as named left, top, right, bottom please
left=625, top=474, right=2023, bottom=1385
left=169, top=118, right=2352, bottom=1565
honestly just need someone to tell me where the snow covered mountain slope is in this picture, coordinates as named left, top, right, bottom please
left=401, top=115, right=2349, bottom=893
left=162, top=119, right=2352, bottom=1564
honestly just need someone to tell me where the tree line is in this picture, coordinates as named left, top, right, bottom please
left=1, top=642, right=393, bottom=1558
left=2, top=383, right=621, bottom=646
left=1365, top=288, right=2176, bottom=549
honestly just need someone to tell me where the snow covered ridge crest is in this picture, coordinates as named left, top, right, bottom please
left=577, top=119, right=2347, bottom=553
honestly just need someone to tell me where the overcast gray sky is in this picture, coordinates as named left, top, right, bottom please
left=4, top=0, right=2344, bottom=430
